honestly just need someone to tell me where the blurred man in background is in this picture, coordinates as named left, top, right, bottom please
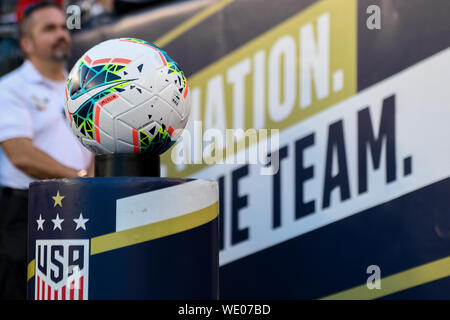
left=0, top=0, right=93, bottom=299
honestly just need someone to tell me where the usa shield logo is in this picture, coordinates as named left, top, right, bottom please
left=35, top=239, right=89, bottom=300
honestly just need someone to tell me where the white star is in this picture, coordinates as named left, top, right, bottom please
left=73, top=213, right=89, bottom=231
left=36, top=215, right=45, bottom=231
left=52, top=213, right=64, bottom=231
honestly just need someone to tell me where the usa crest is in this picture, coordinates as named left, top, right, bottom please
left=35, top=239, right=89, bottom=300
left=28, top=179, right=219, bottom=299
left=29, top=188, right=91, bottom=300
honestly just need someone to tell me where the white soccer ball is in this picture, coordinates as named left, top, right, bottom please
left=64, top=38, right=190, bottom=155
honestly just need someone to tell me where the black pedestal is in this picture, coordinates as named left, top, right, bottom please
left=94, top=153, right=160, bottom=177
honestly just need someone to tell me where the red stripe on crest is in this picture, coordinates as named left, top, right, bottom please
left=70, top=281, right=75, bottom=300
left=48, top=285, right=51, bottom=300
left=62, top=285, right=66, bottom=300
left=79, top=276, right=84, bottom=300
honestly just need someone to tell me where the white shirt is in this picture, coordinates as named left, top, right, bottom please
left=0, top=60, right=92, bottom=189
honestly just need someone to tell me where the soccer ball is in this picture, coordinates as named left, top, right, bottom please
left=64, top=38, right=190, bottom=155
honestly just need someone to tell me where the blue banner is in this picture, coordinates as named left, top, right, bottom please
left=27, top=177, right=219, bottom=300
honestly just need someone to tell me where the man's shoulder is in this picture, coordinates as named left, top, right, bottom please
left=0, top=63, right=28, bottom=92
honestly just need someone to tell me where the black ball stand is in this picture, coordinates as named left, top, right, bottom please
left=94, top=153, right=160, bottom=177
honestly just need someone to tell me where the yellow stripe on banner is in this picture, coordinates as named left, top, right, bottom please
left=90, top=202, right=218, bottom=255
left=27, top=259, right=35, bottom=281
left=154, top=0, right=234, bottom=47
left=320, top=256, right=450, bottom=300
left=161, top=0, right=358, bottom=178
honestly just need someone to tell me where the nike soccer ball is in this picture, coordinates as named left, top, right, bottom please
left=64, top=38, right=190, bottom=155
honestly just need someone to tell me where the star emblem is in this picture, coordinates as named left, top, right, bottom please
left=52, top=213, right=64, bottom=231
left=73, top=213, right=89, bottom=231
left=36, top=214, right=45, bottom=231
left=52, top=191, right=65, bottom=208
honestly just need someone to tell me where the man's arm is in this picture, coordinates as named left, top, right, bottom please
left=1, top=137, right=80, bottom=179
left=87, top=157, right=95, bottom=177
